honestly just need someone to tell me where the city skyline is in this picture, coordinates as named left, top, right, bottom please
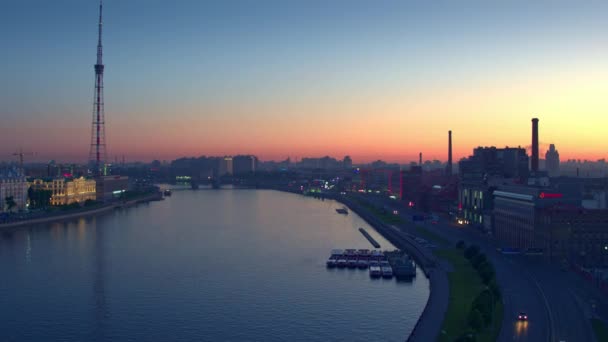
left=1, top=1, right=608, bottom=163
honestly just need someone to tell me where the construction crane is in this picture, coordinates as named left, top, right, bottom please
left=11, top=150, right=35, bottom=169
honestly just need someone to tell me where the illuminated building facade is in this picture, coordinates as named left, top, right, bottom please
left=31, top=177, right=97, bottom=206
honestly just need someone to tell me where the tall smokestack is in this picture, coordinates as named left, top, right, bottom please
left=419, top=152, right=422, bottom=166
left=531, top=118, right=539, bottom=172
left=447, top=130, right=453, bottom=175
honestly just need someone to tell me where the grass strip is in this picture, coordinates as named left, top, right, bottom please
left=436, top=249, right=502, bottom=342
left=591, top=318, right=608, bottom=342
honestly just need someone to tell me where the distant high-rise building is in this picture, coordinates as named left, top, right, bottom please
left=298, top=156, right=340, bottom=169
left=459, top=146, right=529, bottom=180
left=219, top=157, right=233, bottom=176
left=343, top=156, right=353, bottom=169
left=233, top=155, right=257, bottom=175
left=545, top=144, right=560, bottom=177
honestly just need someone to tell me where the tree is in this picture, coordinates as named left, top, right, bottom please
left=464, top=245, right=480, bottom=260
left=471, top=253, right=488, bottom=269
left=5, top=196, right=16, bottom=211
left=28, top=188, right=52, bottom=209
left=478, top=262, right=496, bottom=284
left=473, top=289, right=494, bottom=326
left=468, top=308, right=484, bottom=332
left=455, top=332, right=477, bottom=342
left=489, top=280, right=502, bottom=302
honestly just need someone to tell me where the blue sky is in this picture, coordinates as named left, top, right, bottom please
left=1, top=1, right=607, bottom=162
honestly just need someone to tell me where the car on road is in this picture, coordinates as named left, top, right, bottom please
left=517, top=312, right=528, bottom=321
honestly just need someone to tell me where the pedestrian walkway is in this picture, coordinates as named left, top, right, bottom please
left=408, top=260, right=450, bottom=342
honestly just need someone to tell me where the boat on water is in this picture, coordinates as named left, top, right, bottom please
left=330, top=249, right=344, bottom=257
left=369, top=263, right=382, bottom=278
left=392, top=259, right=416, bottom=278
left=357, top=249, right=370, bottom=256
left=381, top=265, right=393, bottom=278
left=347, top=256, right=358, bottom=268
left=335, top=207, right=349, bottom=215
left=357, top=258, right=369, bottom=269
left=344, top=249, right=357, bottom=256
left=380, top=260, right=393, bottom=278
left=337, top=257, right=348, bottom=268
left=326, top=256, right=337, bottom=268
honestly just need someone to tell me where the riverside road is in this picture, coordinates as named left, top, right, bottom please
left=358, top=194, right=597, bottom=342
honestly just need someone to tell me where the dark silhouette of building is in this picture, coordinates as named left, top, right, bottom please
left=545, top=144, right=560, bottom=177
left=531, top=118, right=539, bottom=173
left=343, top=156, right=353, bottom=169
left=459, top=146, right=529, bottom=180
left=232, top=155, right=258, bottom=175
left=446, top=130, right=453, bottom=175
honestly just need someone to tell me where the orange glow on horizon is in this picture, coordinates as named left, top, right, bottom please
left=2, top=65, right=607, bottom=164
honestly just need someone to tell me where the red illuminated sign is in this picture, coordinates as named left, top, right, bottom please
left=539, top=192, right=563, bottom=199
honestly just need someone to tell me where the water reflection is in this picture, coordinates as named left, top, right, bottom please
left=1, top=190, right=429, bottom=342
left=25, top=231, right=31, bottom=263
left=91, top=218, right=109, bottom=339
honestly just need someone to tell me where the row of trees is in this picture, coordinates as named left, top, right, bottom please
left=2, top=190, right=100, bottom=215
left=28, top=188, right=52, bottom=209
left=456, top=241, right=502, bottom=341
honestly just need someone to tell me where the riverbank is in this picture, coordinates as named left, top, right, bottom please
left=267, top=188, right=446, bottom=342
left=0, top=192, right=163, bottom=229
left=335, top=196, right=447, bottom=342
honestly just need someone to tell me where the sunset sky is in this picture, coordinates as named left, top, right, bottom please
left=1, top=0, right=607, bottom=164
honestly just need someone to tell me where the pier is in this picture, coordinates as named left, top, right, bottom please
left=358, top=227, right=381, bottom=248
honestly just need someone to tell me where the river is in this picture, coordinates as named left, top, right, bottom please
left=0, top=189, right=429, bottom=341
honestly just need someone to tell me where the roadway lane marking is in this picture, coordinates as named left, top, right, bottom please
left=529, top=275, right=555, bottom=342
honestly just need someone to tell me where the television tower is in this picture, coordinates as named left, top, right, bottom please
left=89, top=0, right=107, bottom=175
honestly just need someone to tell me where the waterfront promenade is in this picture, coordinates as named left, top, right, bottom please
left=0, top=192, right=162, bottom=229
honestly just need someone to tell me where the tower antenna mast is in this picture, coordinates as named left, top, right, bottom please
left=89, top=0, right=107, bottom=176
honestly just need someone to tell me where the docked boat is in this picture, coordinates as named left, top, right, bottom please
left=392, top=259, right=416, bottom=278
left=330, top=249, right=344, bottom=257
left=326, top=257, right=337, bottom=268
left=357, top=258, right=369, bottom=269
left=369, top=263, right=382, bottom=278
left=357, top=249, right=370, bottom=256
left=381, top=264, right=393, bottom=278
left=337, top=257, right=348, bottom=268
left=336, top=207, right=349, bottom=215
left=347, top=256, right=358, bottom=268
left=344, top=249, right=357, bottom=256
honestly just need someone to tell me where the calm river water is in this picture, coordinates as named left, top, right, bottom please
left=0, top=189, right=429, bottom=341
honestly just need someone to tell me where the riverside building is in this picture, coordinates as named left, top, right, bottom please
left=0, top=167, right=29, bottom=212
left=30, top=177, right=97, bottom=206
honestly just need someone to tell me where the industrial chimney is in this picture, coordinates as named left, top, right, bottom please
left=531, top=118, right=539, bottom=173
left=447, top=130, right=453, bottom=175
left=419, top=152, right=422, bottom=166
